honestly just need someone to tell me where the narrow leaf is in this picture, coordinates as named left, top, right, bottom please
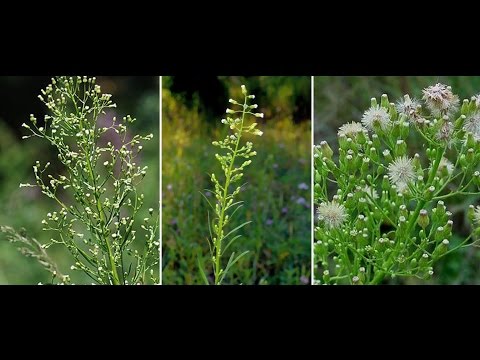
left=221, top=234, right=242, bottom=255
left=199, top=191, right=215, bottom=211
left=222, top=221, right=252, bottom=242
left=197, top=257, right=210, bottom=285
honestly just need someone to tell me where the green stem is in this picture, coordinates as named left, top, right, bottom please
left=214, top=97, right=247, bottom=285
left=73, top=88, right=121, bottom=285
left=372, top=147, right=446, bottom=285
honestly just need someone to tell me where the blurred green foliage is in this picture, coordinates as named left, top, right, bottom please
left=0, top=76, right=159, bottom=284
left=162, top=76, right=311, bottom=285
left=314, top=76, right=480, bottom=284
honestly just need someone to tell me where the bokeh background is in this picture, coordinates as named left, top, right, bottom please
left=162, top=76, right=311, bottom=285
left=0, top=76, right=159, bottom=284
left=314, top=76, right=480, bottom=284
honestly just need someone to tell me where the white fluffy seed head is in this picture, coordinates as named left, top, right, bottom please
left=463, top=112, right=480, bottom=141
left=388, top=156, right=416, bottom=192
left=337, top=121, right=366, bottom=137
left=361, top=105, right=391, bottom=131
left=317, top=201, right=348, bottom=229
left=422, top=83, right=459, bottom=116
left=474, top=206, right=480, bottom=225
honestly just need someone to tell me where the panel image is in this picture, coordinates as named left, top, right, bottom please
left=0, top=76, right=159, bottom=284
left=162, top=76, right=311, bottom=285
left=314, top=76, right=480, bottom=284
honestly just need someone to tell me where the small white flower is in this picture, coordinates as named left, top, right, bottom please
left=317, top=201, right=348, bottom=229
left=463, top=112, right=480, bottom=141
left=422, top=83, right=459, bottom=116
left=388, top=156, right=416, bottom=192
left=396, top=95, right=421, bottom=119
left=474, top=206, right=480, bottom=225
left=436, top=121, right=454, bottom=146
left=358, top=185, right=378, bottom=201
left=337, top=121, right=366, bottom=137
left=437, top=157, right=454, bottom=176
left=361, top=105, right=391, bottom=131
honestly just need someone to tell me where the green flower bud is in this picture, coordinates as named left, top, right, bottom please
left=468, top=205, right=475, bottom=223
left=424, top=185, right=435, bottom=201
left=395, top=139, right=407, bottom=157
left=467, top=148, right=475, bottom=163
left=455, top=114, right=466, bottom=130
left=459, top=154, right=468, bottom=169
left=435, top=226, right=445, bottom=242
left=419, top=253, right=430, bottom=267
left=461, top=99, right=470, bottom=115
left=383, top=149, right=393, bottom=163
left=320, top=141, right=333, bottom=159
left=361, top=157, right=370, bottom=175
left=466, top=132, right=476, bottom=149
left=389, top=102, right=398, bottom=120
left=381, top=93, right=389, bottom=108
left=417, top=209, right=429, bottom=229
left=338, top=134, right=348, bottom=151
left=433, top=239, right=449, bottom=258
left=372, top=133, right=381, bottom=149
left=345, top=193, right=355, bottom=209
left=322, top=270, right=330, bottom=283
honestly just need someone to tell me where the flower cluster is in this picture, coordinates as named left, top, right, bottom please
left=314, top=84, right=480, bottom=285
left=199, top=84, right=264, bottom=285
left=18, top=76, right=159, bottom=285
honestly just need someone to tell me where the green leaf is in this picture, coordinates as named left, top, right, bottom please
left=197, top=257, right=210, bottom=285
left=219, top=250, right=249, bottom=284
left=221, top=234, right=242, bottom=256
left=199, top=191, right=215, bottom=211
left=228, top=204, right=244, bottom=220
left=222, top=221, right=252, bottom=242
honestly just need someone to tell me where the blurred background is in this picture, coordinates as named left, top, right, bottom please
left=314, top=76, right=480, bottom=284
left=0, top=76, right=159, bottom=284
left=162, top=76, right=311, bottom=285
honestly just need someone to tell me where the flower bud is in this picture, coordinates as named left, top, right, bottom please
left=417, top=209, right=429, bottom=229
left=461, top=99, right=470, bottom=115
left=395, top=139, right=407, bottom=157
left=468, top=204, right=475, bottom=223
left=380, top=93, right=389, bottom=108
left=435, top=226, right=445, bottom=242
left=383, top=149, right=393, bottom=163
left=400, top=121, right=410, bottom=139
left=424, top=185, right=435, bottom=201
left=372, top=133, right=381, bottom=149
left=320, top=141, right=333, bottom=159
left=466, top=132, right=476, bottom=149
left=433, top=239, right=449, bottom=258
